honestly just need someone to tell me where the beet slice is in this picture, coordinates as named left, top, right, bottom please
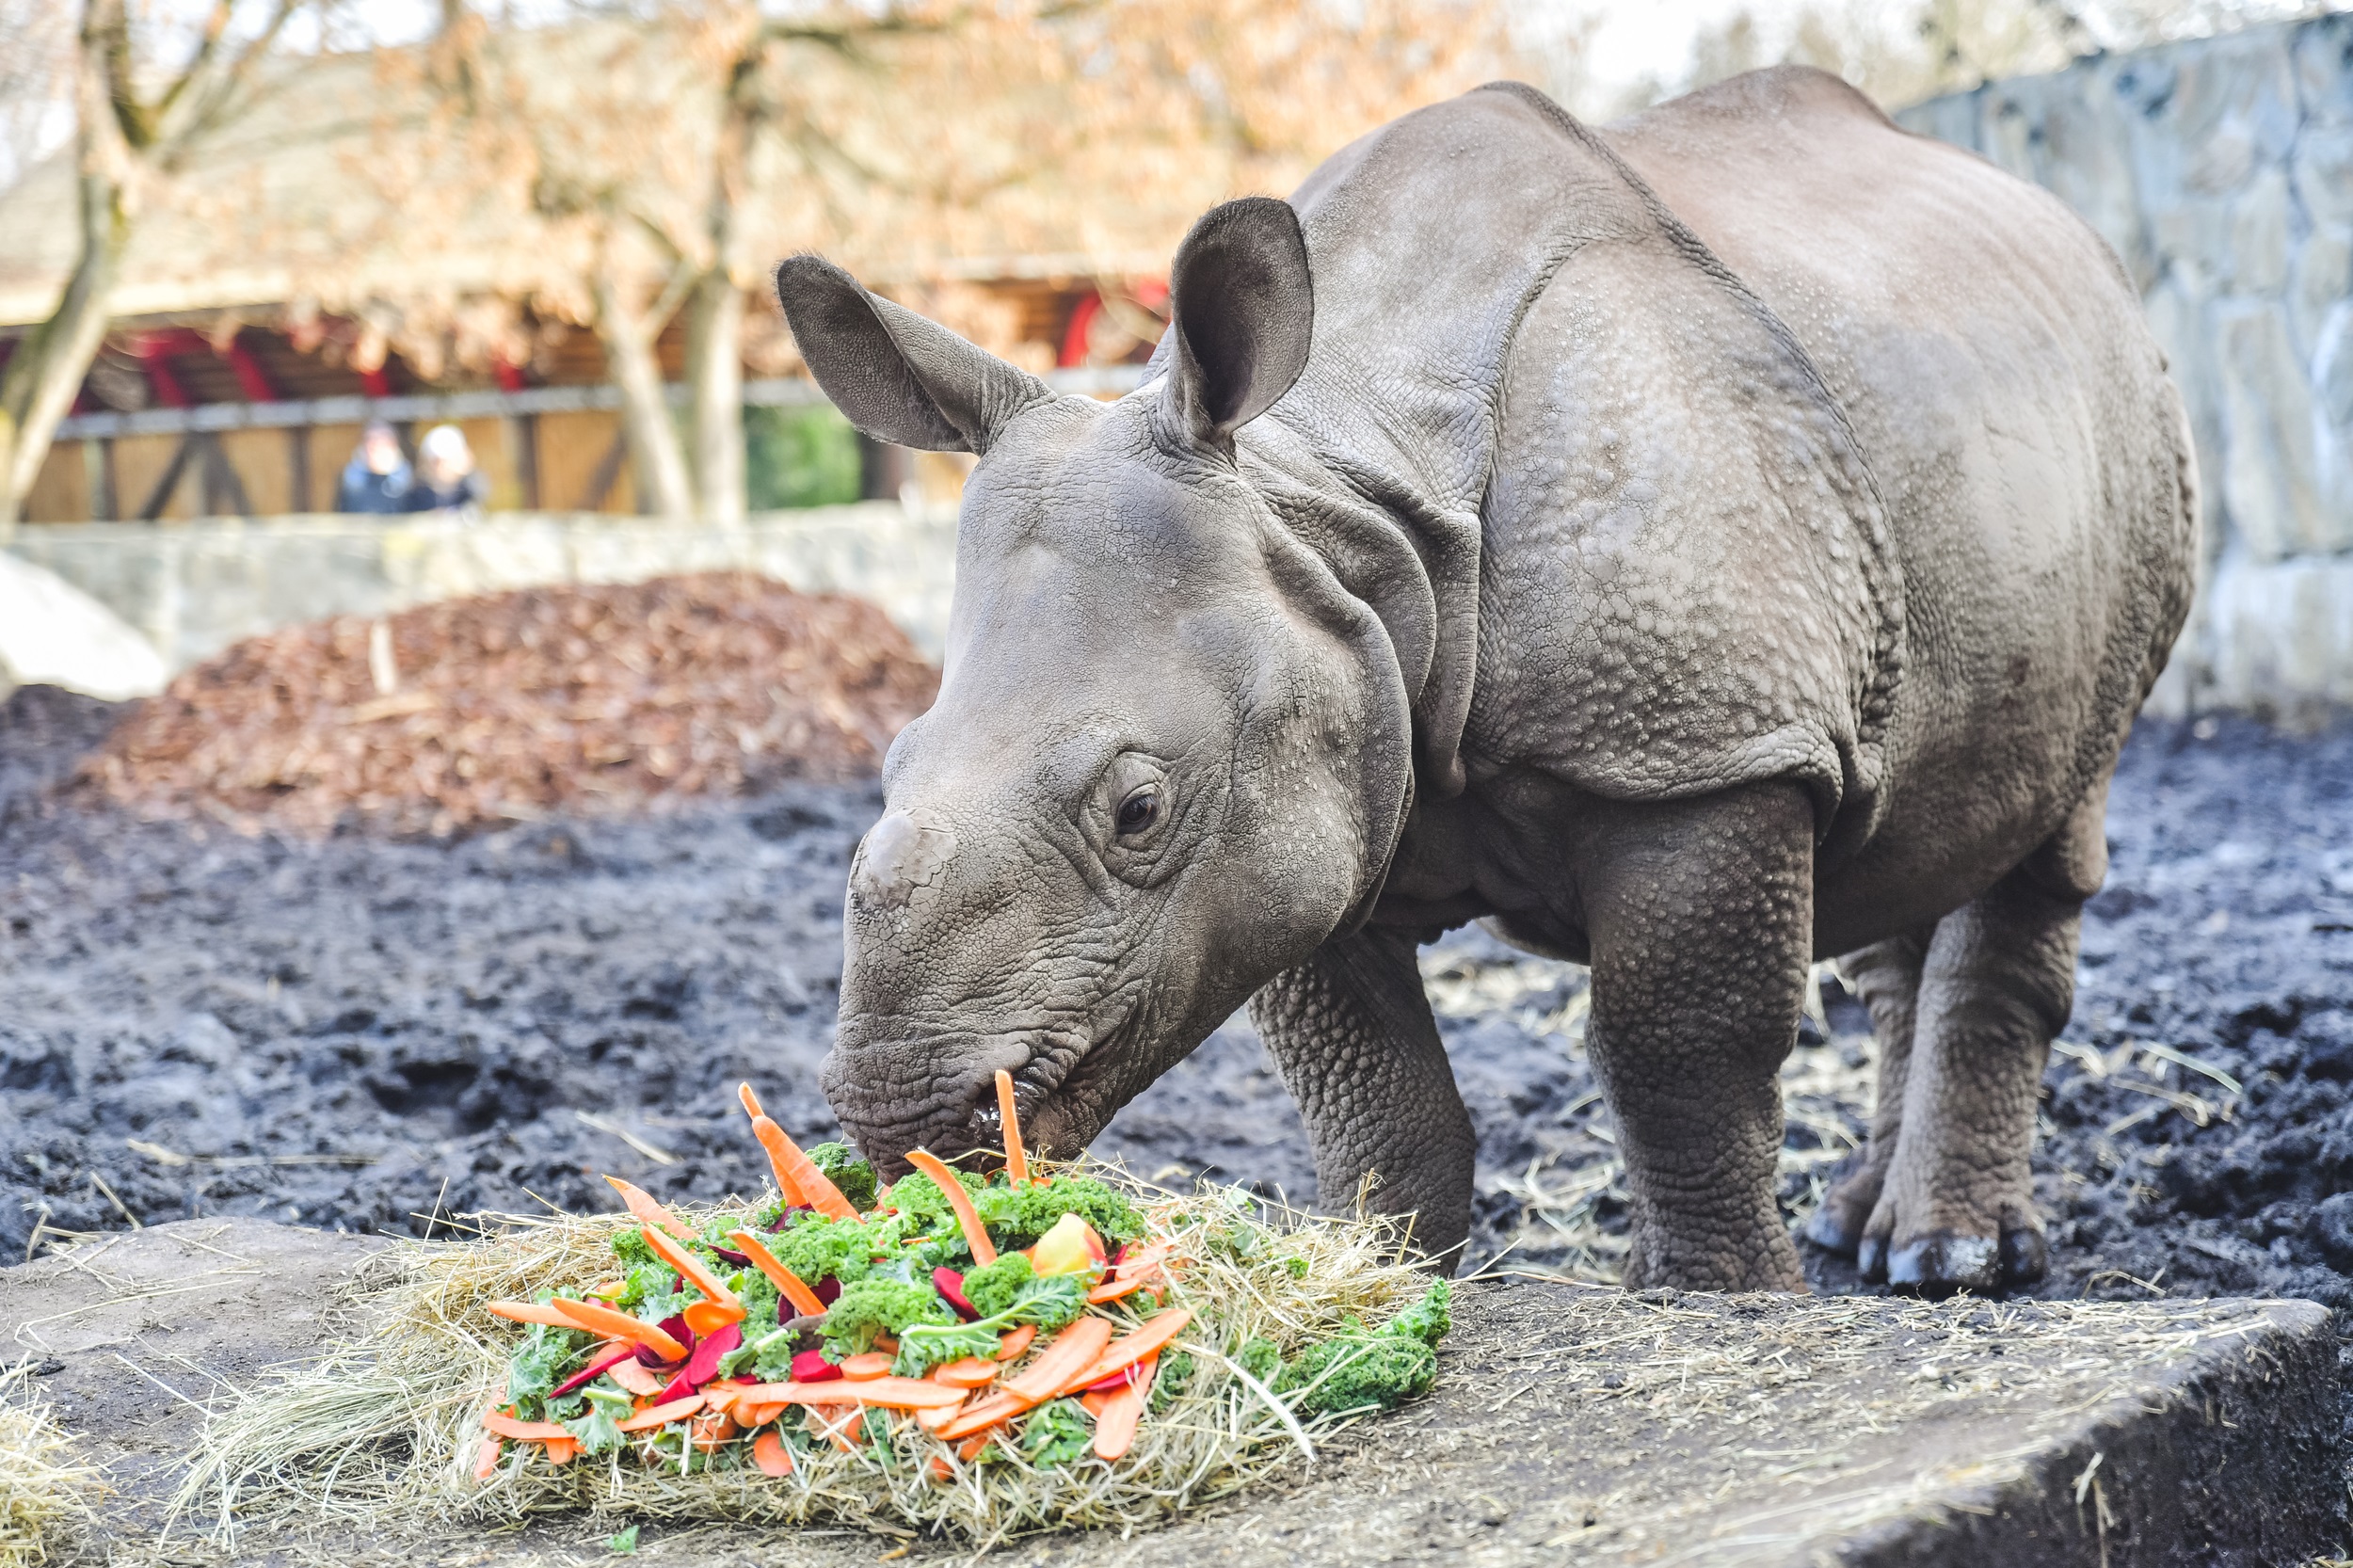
left=633, top=1313, right=696, bottom=1370
left=553, top=1345, right=638, bottom=1399
left=933, top=1266, right=980, bottom=1321
left=814, top=1277, right=842, bottom=1306
left=657, top=1320, right=743, bottom=1403
left=711, top=1247, right=752, bottom=1267
left=791, top=1349, right=843, bottom=1383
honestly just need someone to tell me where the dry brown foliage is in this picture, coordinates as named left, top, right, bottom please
left=75, top=572, right=937, bottom=836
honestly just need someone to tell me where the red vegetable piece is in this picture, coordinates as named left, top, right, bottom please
left=657, top=1319, right=744, bottom=1403
left=790, top=1349, right=842, bottom=1383
left=552, top=1345, right=639, bottom=1400
left=934, top=1267, right=980, bottom=1321
left=814, top=1277, right=842, bottom=1307
left=634, top=1314, right=696, bottom=1370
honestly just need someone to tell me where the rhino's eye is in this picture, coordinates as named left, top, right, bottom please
left=1114, top=786, right=1160, bottom=837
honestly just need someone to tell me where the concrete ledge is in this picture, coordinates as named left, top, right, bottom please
left=4, top=1222, right=2340, bottom=1565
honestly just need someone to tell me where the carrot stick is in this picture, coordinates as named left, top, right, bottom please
left=728, top=1376, right=966, bottom=1411
left=642, top=1226, right=744, bottom=1317
left=737, top=1083, right=807, bottom=1206
left=737, top=1400, right=787, bottom=1427
left=544, top=1299, right=688, bottom=1360
left=682, top=1300, right=737, bottom=1338
left=751, top=1428, right=795, bottom=1476
left=728, top=1230, right=828, bottom=1318
left=839, top=1352, right=893, bottom=1381
left=915, top=1399, right=967, bottom=1432
left=607, top=1358, right=666, bottom=1397
left=936, top=1317, right=1114, bottom=1441
left=603, top=1176, right=697, bottom=1241
left=1092, top=1376, right=1147, bottom=1462
left=955, top=1431, right=995, bottom=1461
left=748, top=1110, right=856, bottom=1220
left=1061, top=1307, right=1192, bottom=1397
left=931, top=1356, right=1000, bottom=1388
left=482, top=1408, right=573, bottom=1441
left=542, top=1437, right=580, bottom=1465
left=614, top=1395, right=705, bottom=1432
left=472, top=1434, right=503, bottom=1480
left=902, top=1150, right=995, bottom=1267
left=1086, top=1272, right=1160, bottom=1306
left=994, top=1069, right=1029, bottom=1186
left=486, top=1301, right=585, bottom=1331
left=996, top=1324, right=1036, bottom=1362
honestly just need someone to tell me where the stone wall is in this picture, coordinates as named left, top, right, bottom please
left=1900, top=14, right=2353, bottom=712
left=3, top=504, right=959, bottom=679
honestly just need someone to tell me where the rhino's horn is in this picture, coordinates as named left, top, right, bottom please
left=773, top=255, right=1051, bottom=455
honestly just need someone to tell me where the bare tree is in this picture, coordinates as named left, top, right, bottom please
left=0, top=0, right=317, bottom=535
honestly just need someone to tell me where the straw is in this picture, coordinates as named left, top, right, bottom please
left=0, top=1373, right=102, bottom=1568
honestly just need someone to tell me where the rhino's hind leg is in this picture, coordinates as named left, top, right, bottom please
left=1579, top=781, right=1816, bottom=1292
left=1249, top=925, right=1479, bottom=1270
left=1860, top=788, right=2107, bottom=1294
left=1801, top=928, right=1930, bottom=1267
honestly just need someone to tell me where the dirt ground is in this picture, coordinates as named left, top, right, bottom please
left=5, top=686, right=2352, bottom=1426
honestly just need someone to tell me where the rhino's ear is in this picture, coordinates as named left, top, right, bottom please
left=774, top=255, right=1050, bottom=454
left=1160, top=197, right=1313, bottom=448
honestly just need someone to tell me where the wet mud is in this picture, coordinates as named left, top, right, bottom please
left=5, top=687, right=2350, bottom=1423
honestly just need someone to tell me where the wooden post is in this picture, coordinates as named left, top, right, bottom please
left=287, top=425, right=311, bottom=513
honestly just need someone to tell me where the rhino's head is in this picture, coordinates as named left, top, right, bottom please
left=776, top=199, right=1413, bottom=1176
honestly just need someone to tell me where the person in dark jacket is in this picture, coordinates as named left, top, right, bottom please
left=407, top=424, right=490, bottom=516
left=335, top=420, right=414, bottom=514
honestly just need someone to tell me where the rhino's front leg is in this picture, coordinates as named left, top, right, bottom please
left=1579, top=782, right=1815, bottom=1292
left=1250, top=926, right=1478, bottom=1269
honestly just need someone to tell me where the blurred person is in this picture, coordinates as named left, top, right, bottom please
left=335, top=420, right=413, bottom=514
left=408, top=424, right=490, bottom=516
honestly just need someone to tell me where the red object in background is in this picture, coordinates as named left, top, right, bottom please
left=493, top=358, right=526, bottom=392
left=359, top=364, right=392, bottom=397
left=1057, top=292, right=1103, bottom=369
left=224, top=333, right=280, bottom=401
left=134, top=332, right=192, bottom=408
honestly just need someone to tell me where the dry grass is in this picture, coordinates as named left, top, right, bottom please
left=0, top=1370, right=101, bottom=1568
left=171, top=1167, right=1436, bottom=1549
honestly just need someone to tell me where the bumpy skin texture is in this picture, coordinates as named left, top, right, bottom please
left=779, top=69, right=2196, bottom=1294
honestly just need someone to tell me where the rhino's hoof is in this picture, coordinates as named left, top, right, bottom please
left=1801, top=1205, right=1861, bottom=1258
left=1886, top=1234, right=2001, bottom=1297
left=2000, top=1226, right=2049, bottom=1286
left=1856, top=1234, right=1888, bottom=1282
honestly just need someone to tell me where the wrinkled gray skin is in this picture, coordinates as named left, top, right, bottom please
left=777, top=69, right=2195, bottom=1294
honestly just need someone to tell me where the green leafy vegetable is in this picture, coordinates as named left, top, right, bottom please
left=971, top=1174, right=1144, bottom=1249
left=820, top=1279, right=955, bottom=1358
left=1276, top=1334, right=1436, bottom=1416
left=890, top=1273, right=1086, bottom=1376
left=504, top=1320, right=590, bottom=1419
left=1019, top=1400, right=1095, bottom=1469
left=1147, top=1352, right=1195, bottom=1415
left=565, top=1384, right=632, bottom=1456
left=1385, top=1280, right=1451, bottom=1350
left=607, top=1524, right=640, bottom=1555
left=958, top=1252, right=1033, bottom=1319
left=807, top=1142, right=879, bottom=1211
left=767, top=1212, right=880, bottom=1289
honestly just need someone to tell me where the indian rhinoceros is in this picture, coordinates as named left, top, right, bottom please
left=772, top=66, right=2196, bottom=1295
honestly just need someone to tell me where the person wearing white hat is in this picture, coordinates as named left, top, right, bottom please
left=408, top=424, right=489, bottom=516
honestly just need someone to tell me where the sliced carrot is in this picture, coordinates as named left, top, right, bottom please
left=840, top=1352, right=894, bottom=1381
left=903, top=1150, right=996, bottom=1266
left=994, top=1069, right=1030, bottom=1186
left=1062, top=1308, right=1193, bottom=1398
left=1080, top=1390, right=1109, bottom=1417
left=472, top=1433, right=503, bottom=1480
left=955, top=1431, right=995, bottom=1461
left=604, top=1175, right=697, bottom=1241
left=737, top=1083, right=808, bottom=1206
left=751, top=1428, right=795, bottom=1476
left=688, top=1409, right=739, bottom=1451
left=545, top=1299, right=688, bottom=1360
left=728, top=1230, right=827, bottom=1317
left=737, top=1400, right=787, bottom=1428
left=996, top=1324, right=1037, bottom=1362
left=805, top=1405, right=859, bottom=1453
left=1092, top=1377, right=1147, bottom=1462
left=936, top=1317, right=1115, bottom=1441
left=926, top=1453, right=954, bottom=1482
left=541, top=1436, right=580, bottom=1465
left=742, top=1098, right=857, bottom=1220
left=1087, top=1272, right=1161, bottom=1306
left=485, top=1300, right=584, bottom=1330
left=932, top=1357, right=1000, bottom=1388
left=641, top=1225, right=744, bottom=1317
left=728, top=1376, right=965, bottom=1410
left=682, top=1299, right=739, bottom=1338
left=614, top=1395, right=705, bottom=1432
left=606, top=1357, right=666, bottom=1397
left=482, top=1407, right=572, bottom=1441
left=915, top=1399, right=967, bottom=1432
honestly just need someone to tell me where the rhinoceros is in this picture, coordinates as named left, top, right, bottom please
left=773, top=66, right=2195, bottom=1295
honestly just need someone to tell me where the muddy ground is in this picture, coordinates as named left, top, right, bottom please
left=4, top=685, right=2352, bottom=1416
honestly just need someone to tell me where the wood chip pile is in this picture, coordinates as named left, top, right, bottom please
left=75, top=573, right=938, bottom=836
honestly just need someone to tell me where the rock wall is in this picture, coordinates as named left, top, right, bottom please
left=3, top=503, right=958, bottom=679
left=1901, top=15, right=2353, bottom=712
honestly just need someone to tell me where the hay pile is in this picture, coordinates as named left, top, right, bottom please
left=173, top=1169, right=1437, bottom=1548
left=76, top=573, right=937, bottom=836
left=0, top=1380, right=99, bottom=1568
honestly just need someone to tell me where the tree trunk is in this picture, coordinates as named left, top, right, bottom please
left=0, top=135, right=130, bottom=536
left=591, top=273, right=696, bottom=522
left=683, top=268, right=745, bottom=527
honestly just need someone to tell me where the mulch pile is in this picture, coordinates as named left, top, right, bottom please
left=75, top=573, right=937, bottom=836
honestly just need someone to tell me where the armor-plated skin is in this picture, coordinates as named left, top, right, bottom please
left=775, top=68, right=2194, bottom=1294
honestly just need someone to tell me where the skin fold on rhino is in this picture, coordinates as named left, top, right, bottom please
left=775, top=67, right=2196, bottom=1295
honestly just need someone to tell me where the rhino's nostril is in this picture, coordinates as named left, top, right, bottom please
left=852, top=809, right=959, bottom=909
